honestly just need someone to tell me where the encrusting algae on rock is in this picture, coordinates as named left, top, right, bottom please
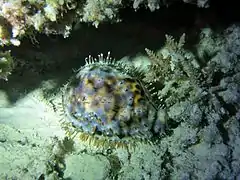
left=58, top=52, right=162, bottom=149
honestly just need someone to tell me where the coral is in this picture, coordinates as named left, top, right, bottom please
left=133, top=0, right=210, bottom=10
left=80, top=0, right=122, bottom=28
left=0, top=50, right=14, bottom=80
left=182, top=0, right=209, bottom=7
left=59, top=52, right=160, bottom=148
left=0, top=17, right=20, bottom=46
left=0, top=0, right=211, bottom=46
left=0, top=19, right=10, bottom=45
left=0, top=0, right=76, bottom=45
